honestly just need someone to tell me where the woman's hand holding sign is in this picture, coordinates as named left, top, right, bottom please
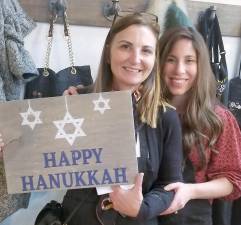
left=63, top=85, right=83, bottom=95
left=109, top=173, right=144, bottom=217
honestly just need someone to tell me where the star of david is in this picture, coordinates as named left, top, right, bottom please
left=20, top=105, right=42, bottom=130
left=93, top=94, right=111, bottom=114
left=53, top=112, right=86, bottom=146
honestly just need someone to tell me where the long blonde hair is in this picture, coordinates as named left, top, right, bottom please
left=158, top=27, right=223, bottom=168
left=94, top=13, right=165, bottom=128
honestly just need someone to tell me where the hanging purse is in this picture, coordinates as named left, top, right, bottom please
left=198, top=7, right=228, bottom=105
left=228, top=59, right=241, bottom=129
left=25, top=12, right=93, bottom=99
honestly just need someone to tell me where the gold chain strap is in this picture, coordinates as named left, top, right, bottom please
left=64, top=12, right=77, bottom=75
left=43, top=14, right=56, bottom=76
left=43, top=12, right=76, bottom=76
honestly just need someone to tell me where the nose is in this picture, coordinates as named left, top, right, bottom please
left=175, top=61, right=185, bottom=74
left=129, top=49, right=142, bottom=64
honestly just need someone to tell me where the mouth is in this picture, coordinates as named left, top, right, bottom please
left=123, top=66, right=142, bottom=73
left=169, top=77, right=188, bottom=86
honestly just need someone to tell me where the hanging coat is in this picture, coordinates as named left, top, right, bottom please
left=0, top=0, right=38, bottom=101
left=0, top=0, right=38, bottom=222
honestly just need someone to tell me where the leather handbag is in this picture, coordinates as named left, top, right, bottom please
left=25, top=12, right=93, bottom=99
left=228, top=59, right=241, bottom=129
left=198, top=7, right=228, bottom=105
left=35, top=191, right=91, bottom=225
left=34, top=200, right=63, bottom=225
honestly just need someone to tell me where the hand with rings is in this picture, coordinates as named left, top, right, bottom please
left=160, top=182, right=193, bottom=215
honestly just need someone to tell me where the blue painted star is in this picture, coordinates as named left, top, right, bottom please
left=53, top=112, right=86, bottom=146
left=20, top=105, right=42, bottom=130
left=93, top=94, right=111, bottom=114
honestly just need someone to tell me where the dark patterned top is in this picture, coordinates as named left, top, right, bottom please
left=189, top=105, right=241, bottom=200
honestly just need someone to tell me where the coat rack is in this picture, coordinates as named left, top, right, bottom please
left=48, top=0, right=67, bottom=18
left=18, top=0, right=241, bottom=37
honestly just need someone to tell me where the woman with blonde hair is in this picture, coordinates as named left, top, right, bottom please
left=60, top=13, right=183, bottom=225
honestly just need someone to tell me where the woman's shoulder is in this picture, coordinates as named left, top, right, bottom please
left=159, top=103, right=177, bottom=117
left=158, top=104, right=180, bottom=127
left=215, top=104, right=238, bottom=123
left=214, top=104, right=241, bottom=141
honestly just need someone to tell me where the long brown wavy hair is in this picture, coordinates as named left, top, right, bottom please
left=93, top=13, right=166, bottom=128
left=158, top=27, right=223, bottom=169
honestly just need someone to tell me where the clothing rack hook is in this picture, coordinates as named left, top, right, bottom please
left=210, top=5, right=216, bottom=20
left=103, top=0, right=121, bottom=21
left=48, top=0, right=67, bottom=18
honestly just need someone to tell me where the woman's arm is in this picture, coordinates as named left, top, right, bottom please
left=160, top=177, right=233, bottom=215
left=207, top=107, right=241, bottom=199
left=110, top=108, right=183, bottom=220
left=186, top=177, right=233, bottom=199
left=137, top=108, right=183, bottom=220
left=161, top=107, right=241, bottom=215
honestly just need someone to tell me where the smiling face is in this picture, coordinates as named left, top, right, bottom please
left=109, top=24, right=157, bottom=91
left=164, top=38, right=197, bottom=98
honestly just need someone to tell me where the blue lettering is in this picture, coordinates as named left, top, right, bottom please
left=114, top=168, right=127, bottom=183
left=87, top=170, right=100, bottom=185
left=101, top=169, right=113, bottom=184
left=74, top=171, right=86, bottom=186
left=58, top=151, right=70, bottom=167
left=21, top=176, right=34, bottom=191
left=82, top=149, right=92, bottom=164
left=36, top=175, right=48, bottom=190
left=43, top=152, right=56, bottom=168
left=92, top=148, right=102, bottom=163
left=71, top=150, right=81, bottom=165
left=49, top=173, right=61, bottom=189
left=61, top=172, right=73, bottom=188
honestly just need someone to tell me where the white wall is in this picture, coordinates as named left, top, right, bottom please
left=223, top=36, right=241, bottom=79
left=25, top=23, right=241, bottom=82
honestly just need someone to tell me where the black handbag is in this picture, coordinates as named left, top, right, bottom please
left=25, top=12, right=93, bottom=99
left=35, top=193, right=119, bottom=225
left=34, top=200, right=63, bottom=225
left=228, top=59, right=241, bottom=129
left=35, top=190, right=92, bottom=225
left=198, top=6, right=228, bottom=105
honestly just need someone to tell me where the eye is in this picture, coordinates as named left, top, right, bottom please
left=166, top=56, right=176, bottom=63
left=142, top=47, right=154, bottom=55
left=185, top=57, right=196, bottom=64
left=120, top=44, right=131, bottom=50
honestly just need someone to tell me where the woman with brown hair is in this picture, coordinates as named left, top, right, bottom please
left=157, top=26, right=241, bottom=225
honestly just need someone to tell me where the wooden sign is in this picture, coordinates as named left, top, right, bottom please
left=0, top=91, right=138, bottom=194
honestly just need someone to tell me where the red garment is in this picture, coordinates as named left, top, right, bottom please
left=189, top=105, right=241, bottom=200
